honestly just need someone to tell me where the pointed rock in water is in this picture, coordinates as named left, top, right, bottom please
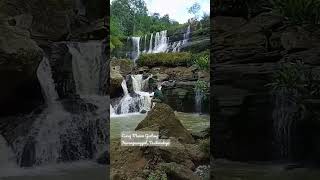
left=135, top=103, right=194, bottom=144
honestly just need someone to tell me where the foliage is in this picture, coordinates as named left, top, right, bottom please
left=192, top=51, right=210, bottom=71
left=194, top=80, right=208, bottom=93
left=188, top=2, right=201, bottom=20
left=267, top=61, right=320, bottom=112
left=147, top=169, right=167, bottom=180
left=270, top=0, right=320, bottom=24
left=199, top=139, right=210, bottom=156
left=111, top=0, right=181, bottom=37
left=137, top=52, right=192, bottom=67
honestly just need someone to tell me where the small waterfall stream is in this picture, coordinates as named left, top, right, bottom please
left=195, top=89, right=204, bottom=113
left=131, top=37, right=140, bottom=64
left=67, top=41, right=104, bottom=96
left=113, top=74, right=154, bottom=116
left=9, top=40, right=108, bottom=167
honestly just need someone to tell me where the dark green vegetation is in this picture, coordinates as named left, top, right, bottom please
left=137, top=50, right=210, bottom=70
left=137, top=52, right=192, bottom=67
left=111, top=0, right=180, bottom=50
left=270, top=0, right=320, bottom=25
left=192, top=50, right=209, bottom=71
left=268, top=61, right=320, bottom=95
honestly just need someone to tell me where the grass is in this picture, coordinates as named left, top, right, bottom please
left=137, top=52, right=192, bottom=67
left=191, top=50, right=210, bottom=71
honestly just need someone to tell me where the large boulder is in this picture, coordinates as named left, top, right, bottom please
left=110, top=67, right=124, bottom=98
left=135, top=103, right=195, bottom=144
left=110, top=58, right=133, bottom=76
left=0, top=22, right=43, bottom=116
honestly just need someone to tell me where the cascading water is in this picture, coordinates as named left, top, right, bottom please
left=114, top=75, right=154, bottom=115
left=131, top=37, right=140, bottom=64
left=143, top=34, right=147, bottom=53
left=195, top=89, right=204, bottom=113
left=272, top=89, right=301, bottom=159
left=11, top=41, right=108, bottom=167
left=153, top=30, right=169, bottom=53
left=148, top=33, right=153, bottom=53
left=67, top=41, right=104, bottom=95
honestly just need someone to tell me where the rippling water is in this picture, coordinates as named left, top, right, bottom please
left=0, top=162, right=107, bottom=180
left=213, top=159, right=320, bottom=180
left=110, top=112, right=210, bottom=139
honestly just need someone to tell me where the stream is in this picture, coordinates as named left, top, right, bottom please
left=110, top=112, right=210, bottom=140
left=213, top=159, right=320, bottom=180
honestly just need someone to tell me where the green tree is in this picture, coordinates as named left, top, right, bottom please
left=188, top=2, right=201, bottom=20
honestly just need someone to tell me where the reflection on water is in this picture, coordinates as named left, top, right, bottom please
left=110, top=112, right=210, bottom=139
left=213, top=159, right=320, bottom=180
left=0, top=162, right=107, bottom=180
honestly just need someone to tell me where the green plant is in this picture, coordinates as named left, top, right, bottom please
left=137, top=52, right=192, bottom=67
left=192, top=51, right=210, bottom=71
left=199, top=139, right=210, bottom=156
left=194, top=80, right=208, bottom=93
left=267, top=61, right=308, bottom=92
left=270, top=0, right=320, bottom=24
left=147, top=170, right=167, bottom=180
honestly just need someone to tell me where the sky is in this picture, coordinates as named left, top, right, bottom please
left=110, top=0, right=210, bottom=24
left=145, top=0, right=210, bottom=23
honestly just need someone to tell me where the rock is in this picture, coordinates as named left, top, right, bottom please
left=191, top=128, right=210, bottom=140
left=181, top=38, right=210, bottom=53
left=213, top=16, right=247, bottom=34
left=164, top=67, right=196, bottom=81
left=281, top=26, right=320, bottom=51
left=110, top=58, right=133, bottom=76
left=283, top=48, right=320, bottom=65
left=135, top=103, right=195, bottom=144
left=0, top=22, right=44, bottom=116
left=49, top=43, right=77, bottom=99
left=159, top=162, right=201, bottom=180
left=140, top=110, right=147, bottom=114
left=110, top=67, right=124, bottom=98
left=154, top=73, right=169, bottom=82
left=96, top=150, right=109, bottom=164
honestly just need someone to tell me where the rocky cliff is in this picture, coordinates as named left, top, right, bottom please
left=212, top=6, right=320, bottom=162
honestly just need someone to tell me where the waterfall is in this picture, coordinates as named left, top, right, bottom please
left=153, top=30, right=169, bottom=53
left=12, top=41, right=108, bottom=167
left=148, top=33, right=153, bottom=53
left=127, top=25, right=190, bottom=59
left=131, top=37, right=140, bottom=64
left=195, top=89, right=204, bottom=113
left=143, top=34, right=147, bottom=53
left=67, top=41, right=104, bottom=96
left=110, top=105, right=115, bottom=115
left=37, top=57, right=59, bottom=105
left=114, top=74, right=154, bottom=115
left=121, top=79, right=129, bottom=96
left=183, top=25, right=191, bottom=44
left=272, top=89, right=301, bottom=159
left=0, top=135, right=16, bottom=168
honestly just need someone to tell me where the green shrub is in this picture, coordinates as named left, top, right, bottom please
left=195, top=80, right=209, bottom=93
left=199, top=138, right=210, bottom=156
left=147, top=170, right=167, bottom=180
left=192, top=51, right=210, bottom=71
left=270, top=0, right=320, bottom=24
left=137, top=52, right=192, bottom=67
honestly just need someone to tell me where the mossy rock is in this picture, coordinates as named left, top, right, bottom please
left=135, top=103, right=195, bottom=144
